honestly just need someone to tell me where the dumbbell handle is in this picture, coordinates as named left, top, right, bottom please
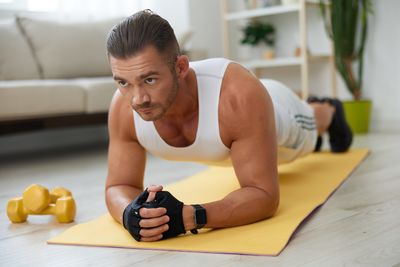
left=50, top=188, right=72, bottom=203
left=50, top=194, right=63, bottom=203
left=28, top=204, right=57, bottom=215
left=24, top=197, right=76, bottom=223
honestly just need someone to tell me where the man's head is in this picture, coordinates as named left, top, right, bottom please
left=107, top=9, right=180, bottom=70
left=107, top=10, right=189, bottom=121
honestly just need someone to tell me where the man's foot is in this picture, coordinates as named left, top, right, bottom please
left=307, top=96, right=353, bottom=153
left=307, top=96, right=323, bottom=152
left=314, top=135, right=323, bottom=152
left=323, top=98, right=353, bottom=152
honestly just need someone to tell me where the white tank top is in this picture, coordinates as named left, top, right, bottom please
left=133, top=58, right=232, bottom=166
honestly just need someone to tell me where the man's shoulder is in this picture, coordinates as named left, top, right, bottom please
left=108, top=90, right=138, bottom=141
left=219, top=62, right=272, bottom=139
left=221, top=62, right=269, bottom=106
left=190, top=57, right=231, bottom=78
left=219, top=63, right=274, bottom=144
left=109, top=90, right=129, bottom=120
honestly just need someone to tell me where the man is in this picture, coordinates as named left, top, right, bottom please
left=105, top=10, right=352, bottom=242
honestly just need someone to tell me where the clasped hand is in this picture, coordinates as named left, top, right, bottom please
left=123, top=185, right=187, bottom=242
left=137, top=185, right=169, bottom=242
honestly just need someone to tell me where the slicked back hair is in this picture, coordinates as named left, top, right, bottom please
left=106, top=9, right=180, bottom=68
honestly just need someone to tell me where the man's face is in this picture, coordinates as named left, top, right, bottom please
left=109, top=46, right=179, bottom=121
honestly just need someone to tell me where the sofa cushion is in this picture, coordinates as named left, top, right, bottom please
left=0, top=18, right=41, bottom=80
left=17, top=16, right=121, bottom=79
left=0, top=79, right=85, bottom=120
left=75, top=77, right=116, bottom=113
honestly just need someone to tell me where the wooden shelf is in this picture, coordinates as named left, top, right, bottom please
left=309, top=53, right=331, bottom=60
left=241, top=54, right=331, bottom=69
left=306, top=0, right=331, bottom=6
left=241, top=57, right=302, bottom=69
left=224, top=1, right=328, bottom=21
left=224, top=4, right=300, bottom=21
left=221, top=0, right=336, bottom=98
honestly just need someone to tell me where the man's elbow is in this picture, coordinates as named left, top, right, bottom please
left=263, top=190, right=280, bottom=219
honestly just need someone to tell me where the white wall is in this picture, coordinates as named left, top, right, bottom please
left=361, top=0, right=400, bottom=132
left=188, top=0, right=223, bottom=58
left=140, top=0, right=190, bottom=38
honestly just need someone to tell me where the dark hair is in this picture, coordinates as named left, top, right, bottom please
left=106, top=9, right=180, bottom=65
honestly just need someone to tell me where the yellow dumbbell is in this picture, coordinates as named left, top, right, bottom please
left=7, top=196, right=76, bottom=223
left=22, top=184, right=72, bottom=213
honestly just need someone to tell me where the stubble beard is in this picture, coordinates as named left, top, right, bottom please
left=136, top=77, right=179, bottom=121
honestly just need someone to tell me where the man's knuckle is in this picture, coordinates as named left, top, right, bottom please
left=140, top=208, right=149, bottom=217
left=139, top=229, right=145, bottom=237
left=139, top=219, right=147, bottom=228
left=164, top=215, right=170, bottom=223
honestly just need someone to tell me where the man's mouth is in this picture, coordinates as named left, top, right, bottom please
left=138, top=107, right=153, bottom=114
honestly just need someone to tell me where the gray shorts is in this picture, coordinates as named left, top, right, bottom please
left=261, top=79, right=318, bottom=164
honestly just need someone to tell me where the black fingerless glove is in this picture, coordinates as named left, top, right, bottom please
left=143, top=191, right=186, bottom=239
left=122, top=190, right=186, bottom=241
left=122, top=189, right=149, bottom=241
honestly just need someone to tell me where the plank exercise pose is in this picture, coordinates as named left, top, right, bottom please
left=105, top=10, right=353, bottom=242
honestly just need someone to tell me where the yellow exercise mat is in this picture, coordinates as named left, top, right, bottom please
left=48, top=149, right=369, bottom=256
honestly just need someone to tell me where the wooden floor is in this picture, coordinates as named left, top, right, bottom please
left=1, top=132, right=399, bottom=266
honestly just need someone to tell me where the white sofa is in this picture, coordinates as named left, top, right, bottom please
left=0, top=15, right=121, bottom=133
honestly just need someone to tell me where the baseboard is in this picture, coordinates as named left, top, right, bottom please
left=0, top=125, right=108, bottom=157
left=371, top=118, right=400, bottom=133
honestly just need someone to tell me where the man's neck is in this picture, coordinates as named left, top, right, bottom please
left=160, top=69, right=198, bottom=123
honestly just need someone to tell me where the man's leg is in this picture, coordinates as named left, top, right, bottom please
left=261, top=79, right=319, bottom=163
left=309, top=102, right=335, bottom=135
left=308, top=97, right=353, bottom=152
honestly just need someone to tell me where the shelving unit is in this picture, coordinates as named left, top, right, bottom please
left=224, top=4, right=300, bottom=20
left=220, top=0, right=336, bottom=99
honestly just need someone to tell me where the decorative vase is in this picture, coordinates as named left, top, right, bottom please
left=343, top=99, right=372, bottom=134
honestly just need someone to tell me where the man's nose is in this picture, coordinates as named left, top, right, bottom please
left=131, top=87, right=150, bottom=106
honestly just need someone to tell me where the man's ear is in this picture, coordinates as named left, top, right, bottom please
left=175, top=55, right=190, bottom=78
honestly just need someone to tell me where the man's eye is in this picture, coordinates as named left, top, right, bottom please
left=118, top=81, right=128, bottom=88
left=145, top=78, right=156, bottom=85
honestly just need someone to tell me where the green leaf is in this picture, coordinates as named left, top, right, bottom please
left=319, top=0, right=373, bottom=100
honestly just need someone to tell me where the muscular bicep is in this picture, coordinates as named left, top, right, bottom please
left=222, top=64, right=279, bottom=201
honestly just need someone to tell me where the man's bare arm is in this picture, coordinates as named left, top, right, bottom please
left=184, top=64, right=279, bottom=229
left=105, top=91, right=147, bottom=223
left=105, top=92, right=169, bottom=242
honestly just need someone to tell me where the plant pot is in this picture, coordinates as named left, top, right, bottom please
left=252, top=44, right=275, bottom=59
left=262, top=48, right=275, bottom=59
left=343, top=99, right=372, bottom=134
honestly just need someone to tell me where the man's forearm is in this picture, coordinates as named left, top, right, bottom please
left=193, top=187, right=279, bottom=229
left=107, top=185, right=279, bottom=234
left=105, top=185, right=142, bottom=224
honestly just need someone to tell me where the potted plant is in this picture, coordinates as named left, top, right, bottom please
left=240, top=19, right=276, bottom=60
left=319, top=0, right=373, bottom=133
